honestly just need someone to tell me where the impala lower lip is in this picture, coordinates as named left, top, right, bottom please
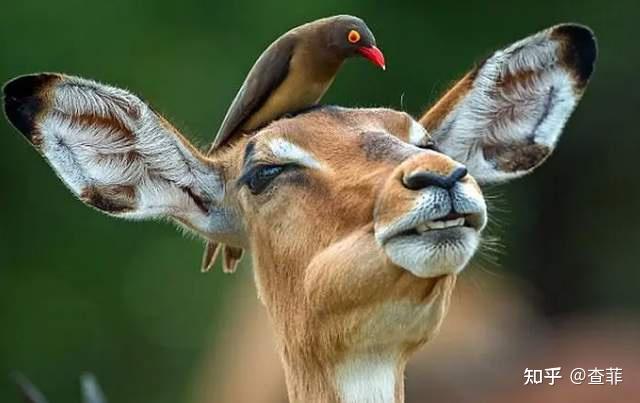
left=381, top=225, right=480, bottom=278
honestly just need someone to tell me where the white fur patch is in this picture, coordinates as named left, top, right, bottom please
left=268, top=138, right=322, bottom=169
left=335, top=277, right=455, bottom=402
left=335, top=354, right=396, bottom=403
left=408, top=119, right=428, bottom=146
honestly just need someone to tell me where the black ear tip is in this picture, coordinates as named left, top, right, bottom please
left=3, top=74, right=58, bottom=142
left=3, top=73, right=57, bottom=98
left=553, top=24, right=597, bottom=85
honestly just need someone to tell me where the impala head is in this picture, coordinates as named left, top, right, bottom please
left=4, top=23, right=595, bottom=402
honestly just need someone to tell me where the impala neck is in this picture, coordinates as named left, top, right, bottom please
left=251, top=230, right=420, bottom=403
left=281, top=348, right=406, bottom=403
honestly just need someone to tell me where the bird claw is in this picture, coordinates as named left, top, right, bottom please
left=201, top=241, right=221, bottom=272
left=223, top=245, right=244, bottom=273
left=201, top=242, right=244, bottom=273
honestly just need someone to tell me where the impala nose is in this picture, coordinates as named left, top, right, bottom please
left=402, top=167, right=468, bottom=191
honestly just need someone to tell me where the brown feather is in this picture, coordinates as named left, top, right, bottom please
left=209, top=15, right=381, bottom=153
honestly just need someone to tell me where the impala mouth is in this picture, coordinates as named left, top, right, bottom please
left=381, top=212, right=483, bottom=245
left=416, top=216, right=465, bottom=232
left=376, top=210, right=485, bottom=278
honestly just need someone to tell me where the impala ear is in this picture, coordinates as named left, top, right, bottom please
left=3, top=73, right=241, bottom=242
left=419, top=24, right=597, bottom=184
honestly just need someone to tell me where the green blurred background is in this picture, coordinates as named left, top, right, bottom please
left=1, top=1, right=638, bottom=402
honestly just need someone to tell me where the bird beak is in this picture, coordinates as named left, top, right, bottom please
left=358, top=45, right=386, bottom=70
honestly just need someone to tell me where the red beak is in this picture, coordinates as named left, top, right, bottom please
left=358, top=45, right=386, bottom=70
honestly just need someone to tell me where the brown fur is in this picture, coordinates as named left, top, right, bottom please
left=484, top=143, right=551, bottom=172
left=201, top=108, right=468, bottom=402
left=419, top=70, right=475, bottom=132
left=80, top=185, right=136, bottom=213
left=499, top=69, right=539, bottom=94
left=68, top=111, right=135, bottom=140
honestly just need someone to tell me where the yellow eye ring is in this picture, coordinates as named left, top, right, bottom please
left=347, top=30, right=361, bottom=44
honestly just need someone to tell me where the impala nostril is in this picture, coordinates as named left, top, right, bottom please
left=402, top=166, right=468, bottom=191
left=453, top=167, right=468, bottom=182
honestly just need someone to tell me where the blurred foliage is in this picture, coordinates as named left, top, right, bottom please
left=0, top=0, right=638, bottom=402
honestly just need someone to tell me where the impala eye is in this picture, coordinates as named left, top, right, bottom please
left=243, top=164, right=287, bottom=195
left=418, top=139, right=438, bottom=151
left=348, top=30, right=361, bottom=43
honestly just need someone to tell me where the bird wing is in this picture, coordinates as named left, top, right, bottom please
left=210, top=36, right=296, bottom=151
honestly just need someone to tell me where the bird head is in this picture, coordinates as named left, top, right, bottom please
left=325, top=15, right=386, bottom=70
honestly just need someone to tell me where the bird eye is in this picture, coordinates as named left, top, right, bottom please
left=347, top=30, right=361, bottom=43
left=243, top=164, right=287, bottom=195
